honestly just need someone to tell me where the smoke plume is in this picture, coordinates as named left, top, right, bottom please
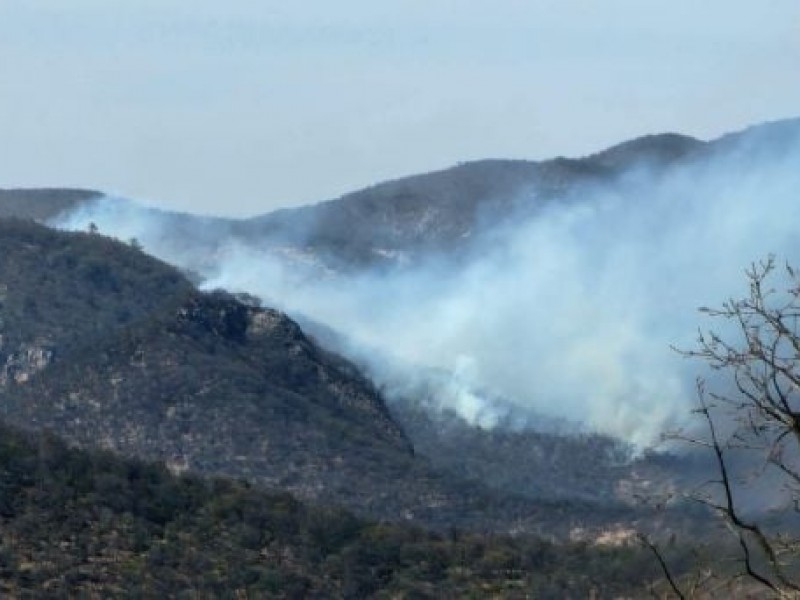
left=52, top=123, right=800, bottom=447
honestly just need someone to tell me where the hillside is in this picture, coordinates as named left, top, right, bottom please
left=0, top=219, right=671, bottom=536
left=237, top=131, right=706, bottom=268
left=0, top=219, right=194, bottom=385
left=3, top=287, right=419, bottom=506
left=0, top=420, right=680, bottom=597
left=0, top=221, right=410, bottom=509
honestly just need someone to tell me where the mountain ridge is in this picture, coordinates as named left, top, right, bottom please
left=4, top=116, right=795, bottom=230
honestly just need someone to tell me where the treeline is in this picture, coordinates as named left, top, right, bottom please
left=0, top=421, right=675, bottom=597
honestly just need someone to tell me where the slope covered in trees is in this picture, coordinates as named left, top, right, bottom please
left=0, top=220, right=417, bottom=514
left=0, top=420, right=676, bottom=597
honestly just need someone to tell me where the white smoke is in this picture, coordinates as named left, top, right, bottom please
left=51, top=123, right=800, bottom=447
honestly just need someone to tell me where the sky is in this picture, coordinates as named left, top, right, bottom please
left=2, top=1, right=799, bottom=216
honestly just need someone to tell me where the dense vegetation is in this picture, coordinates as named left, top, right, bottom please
left=391, top=399, right=636, bottom=502
left=0, top=218, right=194, bottom=357
left=0, top=421, right=678, bottom=597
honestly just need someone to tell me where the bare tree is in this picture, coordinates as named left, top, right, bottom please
left=652, top=257, right=800, bottom=597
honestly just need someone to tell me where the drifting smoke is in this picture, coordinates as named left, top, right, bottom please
left=52, top=122, right=800, bottom=447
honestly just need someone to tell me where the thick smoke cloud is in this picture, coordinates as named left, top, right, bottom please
left=52, top=128, right=800, bottom=447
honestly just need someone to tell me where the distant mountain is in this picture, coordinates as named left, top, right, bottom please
left=6, top=117, right=797, bottom=275
left=584, top=133, right=703, bottom=171
left=237, top=131, right=706, bottom=267
left=0, top=188, right=101, bottom=221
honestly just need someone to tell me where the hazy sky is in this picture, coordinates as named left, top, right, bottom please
left=2, top=1, right=799, bottom=216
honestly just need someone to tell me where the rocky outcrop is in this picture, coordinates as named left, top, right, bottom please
left=0, top=281, right=54, bottom=386
left=0, top=341, right=55, bottom=385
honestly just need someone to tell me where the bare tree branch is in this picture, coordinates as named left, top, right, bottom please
left=638, top=533, right=686, bottom=599
left=664, top=257, right=800, bottom=596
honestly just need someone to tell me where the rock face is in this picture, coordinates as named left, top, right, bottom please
left=0, top=341, right=55, bottom=385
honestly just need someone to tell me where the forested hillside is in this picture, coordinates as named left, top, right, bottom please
left=0, top=421, right=676, bottom=597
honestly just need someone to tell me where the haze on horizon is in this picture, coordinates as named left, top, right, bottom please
left=2, top=1, right=799, bottom=217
